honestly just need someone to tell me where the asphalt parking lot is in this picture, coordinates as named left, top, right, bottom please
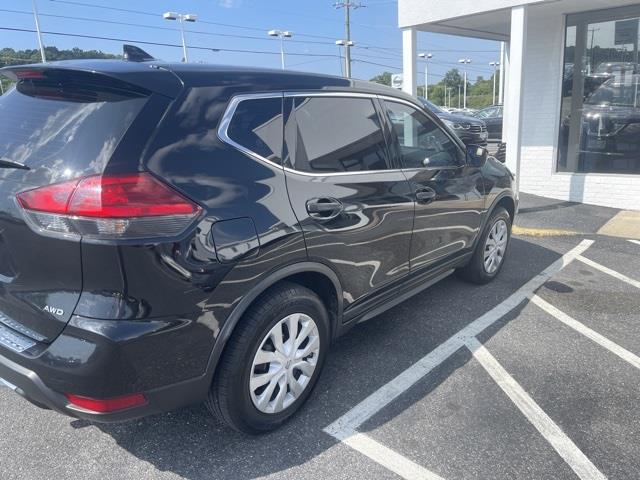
left=2, top=193, right=640, bottom=480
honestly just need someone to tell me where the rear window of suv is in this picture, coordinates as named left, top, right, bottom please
left=0, top=73, right=148, bottom=184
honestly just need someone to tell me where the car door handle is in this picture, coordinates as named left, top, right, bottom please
left=306, top=198, right=343, bottom=219
left=415, top=188, right=436, bottom=204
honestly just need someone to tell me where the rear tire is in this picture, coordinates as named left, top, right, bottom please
left=458, top=206, right=511, bottom=284
left=206, top=282, right=330, bottom=434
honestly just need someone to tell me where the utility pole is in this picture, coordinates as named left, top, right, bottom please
left=334, top=1, right=364, bottom=78
left=336, top=40, right=353, bottom=77
left=32, top=0, right=46, bottom=62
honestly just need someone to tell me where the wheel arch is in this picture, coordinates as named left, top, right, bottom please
left=493, top=194, right=516, bottom=222
left=204, top=262, right=343, bottom=378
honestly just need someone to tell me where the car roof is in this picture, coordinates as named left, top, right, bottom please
left=1, top=59, right=421, bottom=105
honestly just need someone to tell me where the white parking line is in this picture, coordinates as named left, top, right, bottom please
left=342, top=432, right=445, bottom=480
left=576, top=255, right=640, bottom=290
left=628, top=239, right=640, bottom=246
left=467, top=338, right=607, bottom=480
left=324, top=240, right=594, bottom=479
left=531, top=295, right=640, bottom=371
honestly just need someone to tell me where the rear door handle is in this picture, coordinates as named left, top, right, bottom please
left=415, top=188, right=436, bottom=204
left=306, top=198, right=343, bottom=219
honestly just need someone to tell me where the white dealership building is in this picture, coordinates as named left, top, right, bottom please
left=399, top=0, right=640, bottom=210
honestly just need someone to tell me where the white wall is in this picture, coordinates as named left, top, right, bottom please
left=518, top=11, right=640, bottom=211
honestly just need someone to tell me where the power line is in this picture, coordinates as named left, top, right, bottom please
left=39, top=0, right=500, bottom=56
left=0, top=8, right=338, bottom=47
left=0, top=26, right=341, bottom=58
left=47, top=0, right=339, bottom=41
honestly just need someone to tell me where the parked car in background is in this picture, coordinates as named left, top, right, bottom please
left=576, top=73, right=640, bottom=173
left=0, top=56, right=515, bottom=434
left=419, top=97, right=488, bottom=147
left=473, top=105, right=503, bottom=141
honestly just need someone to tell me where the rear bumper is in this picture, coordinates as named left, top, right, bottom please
left=0, top=312, right=216, bottom=422
left=0, top=351, right=210, bottom=422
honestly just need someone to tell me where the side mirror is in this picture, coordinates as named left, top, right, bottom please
left=467, top=145, right=488, bottom=168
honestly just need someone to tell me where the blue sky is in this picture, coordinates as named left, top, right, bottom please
left=1, top=0, right=500, bottom=83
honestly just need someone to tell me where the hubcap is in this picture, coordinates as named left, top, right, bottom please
left=484, top=219, right=508, bottom=274
left=249, top=313, right=320, bottom=414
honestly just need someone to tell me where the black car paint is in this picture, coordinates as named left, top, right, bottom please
left=0, top=60, right=515, bottom=421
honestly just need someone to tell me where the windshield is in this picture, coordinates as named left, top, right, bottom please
left=586, top=76, right=640, bottom=107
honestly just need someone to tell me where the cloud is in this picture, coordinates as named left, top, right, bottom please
left=218, top=0, right=242, bottom=8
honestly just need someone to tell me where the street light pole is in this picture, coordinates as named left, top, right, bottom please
left=269, top=30, right=293, bottom=70
left=489, top=61, right=500, bottom=105
left=458, top=58, right=471, bottom=109
left=32, top=0, right=46, bottom=62
left=163, top=12, right=198, bottom=62
left=418, top=52, right=432, bottom=100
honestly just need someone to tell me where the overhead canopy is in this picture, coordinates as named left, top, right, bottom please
left=399, top=0, right=640, bottom=40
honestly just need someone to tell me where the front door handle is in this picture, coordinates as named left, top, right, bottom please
left=306, top=198, right=343, bottom=219
left=415, top=188, right=436, bottom=204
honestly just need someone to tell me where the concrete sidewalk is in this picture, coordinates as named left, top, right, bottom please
left=515, top=193, right=640, bottom=239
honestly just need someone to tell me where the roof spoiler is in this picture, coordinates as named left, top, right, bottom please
left=123, top=44, right=155, bottom=62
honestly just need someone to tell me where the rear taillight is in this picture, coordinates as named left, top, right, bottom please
left=17, top=173, right=201, bottom=241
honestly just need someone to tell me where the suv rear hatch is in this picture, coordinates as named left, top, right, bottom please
left=0, top=67, right=154, bottom=347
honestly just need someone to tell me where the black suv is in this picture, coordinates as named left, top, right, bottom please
left=0, top=57, right=515, bottom=433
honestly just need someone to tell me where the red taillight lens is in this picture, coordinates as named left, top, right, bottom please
left=65, top=393, right=147, bottom=413
left=17, top=173, right=201, bottom=241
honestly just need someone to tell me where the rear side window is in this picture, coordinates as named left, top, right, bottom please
left=0, top=76, right=148, bottom=183
left=290, top=96, right=390, bottom=173
left=227, top=97, right=283, bottom=165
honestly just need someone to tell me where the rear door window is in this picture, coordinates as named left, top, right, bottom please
left=0, top=75, right=148, bottom=184
left=289, top=96, right=391, bottom=173
left=226, top=96, right=283, bottom=165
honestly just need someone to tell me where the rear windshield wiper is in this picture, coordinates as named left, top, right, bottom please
left=0, top=158, right=30, bottom=170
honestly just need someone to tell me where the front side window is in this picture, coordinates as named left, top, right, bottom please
left=383, top=100, right=463, bottom=169
left=227, top=97, right=283, bottom=164
left=558, top=12, right=640, bottom=174
left=289, top=96, right=390, bottom=173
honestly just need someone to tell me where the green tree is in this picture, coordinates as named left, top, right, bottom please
left=442, top=69, right=463, bottom=89
left=369, top=71, right=393, bottom=86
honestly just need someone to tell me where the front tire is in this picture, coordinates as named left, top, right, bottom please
left=458, top=206, right=511, bottom=284
left=206, top=282, right=330, bottom=433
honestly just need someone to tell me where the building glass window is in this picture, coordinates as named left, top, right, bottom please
left=559, top=11, right=640, bottom=174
